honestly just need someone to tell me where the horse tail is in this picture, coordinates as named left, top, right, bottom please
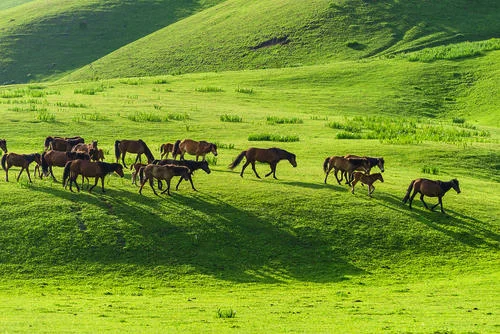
left=41, top=151, right=49, bottom=175
left=114, top=140, right=121, bottom=162
left=323, top=157, right=331, bottom=174
left=172, top=140, right=181, bottom=158
left=1, top=154, right=7, bottom=171
left=402, top=180, right=416, bottom=203
left=228, top=150, right=247, bottom=169
left=62, top=161, right=72, bottom=187
left=138, top=166, right=146, bottom=185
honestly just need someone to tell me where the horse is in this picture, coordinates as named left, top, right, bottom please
left=1, top=152, right=42, bottom=182
left=72, top=140, right=98, bottom=160
left=96, top=149, right=105, bottom=161
left=62, top=160, right=124, bottom=193
left=229, top=147, right=297, bottom=179
left=351, top=172, right=384, bottom=197
left=323, top=156, right=370, bottom=185
left=173, top=139, right=217, bottom=161
left=0, top=139, right=7, bottom=155
left=159, top=142, right=175, bottom=159
left=115, top=139, right=155, bottom=168
left=344, top=155, right=385, bottom=174
left=402, top=178, right=461, bottom=213
left=138, top=164, right=191, bottom=196
left=155, top=158, right=211, bottom=191
left=44, top=136, right=84, bottom=151
left=41, top=150, right=90, bottom=181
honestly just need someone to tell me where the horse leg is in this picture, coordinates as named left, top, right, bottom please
left=161, top=179, right=172, bottom=195
left=26, top=166, right=32, bottom=183
left=4, top=166, right=8, bottom=182
left=431, top=196, right=444, bottom=213
left=334, top=168, right=342, bottom=185
left=265, top=163, right=276, bottom=178
left=138, top=177, right=147, bottom=194
left=101, top=176, right=105, bottom=193
left=324, top=166, right=332, bottom=184
left=121, top=152, right=127, bottom=168
left=17, top=167, right=25, bottom=182
left=369, top=185, right=375, bottom=197
left=351, top=179, right=358, bottom=194
left=251, top=162, right=261, bottom=179
left=89, top=177, right=98, bottom=193
left=149, top=178, right=159, bottom=196
left=420, top=194, right=430, bottom=210
left=49, top=166, right=58, bottom=182
left=408, top=191, right=418, bottom=209
left=240, top=160, right=250, bottom=177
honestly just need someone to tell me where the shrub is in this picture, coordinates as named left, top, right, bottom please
left=216, top=308, right=236, bottom=319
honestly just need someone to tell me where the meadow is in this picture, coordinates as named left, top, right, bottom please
left=0, top=50, right=498, bottom=332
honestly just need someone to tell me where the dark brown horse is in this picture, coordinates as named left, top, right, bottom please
left=138, top=164, right=191, bottom=196
left=72, top=140, right=98, bottom=160
left=0, top=139, right=7, bottom=155
left=155, top=158, right=211, bottom=191
left=44, top=136, right=84, bottom=151
left=351, top=172, right=384, bottom=197
left=115, top=139, right=155, bottom=168
left=229, top=147, right=297, bottom=179
left=402, top=178, right=461, bottom=213
left=41, top=150, right=90, bottom=181
left=173, top=139, right=217, bottom=161
left=159, top=142, right=175, bottom=159
left=323, top=156, right=370, bottom=185
left=63, top=160, right=124, bottom=193
left=344, top=155, right=385, bottom=173
left=1, top=152, right=42, bottom=182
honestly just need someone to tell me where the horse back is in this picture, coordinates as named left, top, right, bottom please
left=413, top=178, right=442, bottom=197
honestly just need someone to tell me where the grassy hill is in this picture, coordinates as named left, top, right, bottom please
left=0, top=0, right=223, bottom=84
left=64, top=0, right=500, bottom=81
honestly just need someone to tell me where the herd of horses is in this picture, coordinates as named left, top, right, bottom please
left=0, top=136, right=461, bottom=213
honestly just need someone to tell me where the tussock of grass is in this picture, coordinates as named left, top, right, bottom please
left=195, top=86, right=224, bottom=93
left=220, top=114, right=242, bottom=122
left=266, top=116, right=303, bottom=124
left=248, top=134, right=299, bottom=142
left=128, top=112, right=165, bottom=122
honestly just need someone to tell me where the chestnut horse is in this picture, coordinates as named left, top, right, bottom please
left=229, top=147, right=297, bottom=179
left=138, top=164, right=191, bottom=196
left=72, top=140, right=98, bottom=161
left=323, top=156, right=370, bottom=185
left=0, top=139, right=7, bottom=155
left=114, top=139, right=155, bottom=168
left=41, top=150, right=90, bottom=181
left=173, top=139, right=217, bottom=161
left=351, top=172, right=384, bottom=197
left=159, top=142, right=175, bottom=159
left=402, top=178, right=461, bottom=213
left=63, top=160, right=124, bottom=193
left=44, top=136, right=84, bottom=151
left=1, top=152, right=42, bottom=182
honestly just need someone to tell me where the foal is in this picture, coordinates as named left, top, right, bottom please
left=351, top=172, right=384, bottom=197
left=1, top=152, right=42, bottom=182
left=138, top=164, right=191, bottom=196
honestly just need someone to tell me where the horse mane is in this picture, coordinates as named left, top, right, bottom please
left=139, top=139, right=155, bottom=162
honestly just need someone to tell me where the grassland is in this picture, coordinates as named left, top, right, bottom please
left=0, top=50, right=499, bottom=332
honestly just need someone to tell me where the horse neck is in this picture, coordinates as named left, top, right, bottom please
left=439, top=181, right=454, bottom=194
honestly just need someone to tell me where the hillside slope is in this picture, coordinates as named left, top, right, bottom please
left=63, top=0, right=500, bottom=81
left=0, top=0, right=223, bottom=84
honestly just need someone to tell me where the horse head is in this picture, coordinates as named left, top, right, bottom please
left=0, top=139, right=7, bottom=154
left=114, top=164, right=124, bottom=177
left=378, top=157, right=385, bottom=172
left=288, top=153, right=297, bottom=167
left=210, top=143, right=218, bottom=156
left=200, top=160, right=211, bottom=174
left=451, top=179, right=461, bottom=194
left=376, top=173, right=384, bottom=183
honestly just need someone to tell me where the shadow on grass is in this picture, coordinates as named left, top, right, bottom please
left=23, top=180, right=364, bottom=284
left=376, top=192, right=499, bottom=249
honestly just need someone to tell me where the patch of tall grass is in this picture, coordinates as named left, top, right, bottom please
left=248, top=134, right=299, bottom=142
left=128, top=112, right=164, bottom=122
left=267, top=116, right=303, bottom=125
left=235, top=87, right=254, bottom=94
left=74, top=85, right=106, bottom=95
left=195, top=86, right=224, bottom=93
left=220, top=114, right=242, bottom=122
left=35, top=110, right=56, bottom=122
left=167, top=113, right=190, bottom=121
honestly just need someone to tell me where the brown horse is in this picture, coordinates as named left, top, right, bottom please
left=115, top=139, right=155, bottom=168
left=173, top=139, right=217, bottom=161
left=62, top=160, right=124, bottom=193
left=229, top=147, right=297, bottom=179
left=323, top=156, right=370, bottom=185
left=72, top=140, right=98, bottom=160
left=0, top=139, right=7, bottom=155
left=44, top=136, right=84, bottom=151
left=402, top=178, right=461, bottom=213
left=344, top=155, right=385, bottom=174
left=41, top=150, right=90, bottom=181
left=156, top=158, right=211, bottom=191
left=138, top=164, right=191, bottom=196
left=1, top=152, right=42, bottom=182
left=160, top=142, right=175, bottom=159
left=351, top=172, right=384, bottom=197
left=130, top=162, right=148, bottom=185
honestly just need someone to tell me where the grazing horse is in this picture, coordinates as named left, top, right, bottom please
left=402, top=178, right=461, bottom=213
left=173, top=139, right=217, bottom=161
left=159, top=142, right=175, bottom=159
left=138, top=164, right=191, bottom=196
left=41, top=150, right=90, bottom=181
left=63, top=160, right=124, bottom=193
left=44, top=136, right=84, bottom=151
left=0, top=139, right=7, bottom=155
left=323, top=156, right=370, bottom=185
left=156, top=158, right=211, bottom=191
left=115, top=139, right=155, bottom=168
left=351, top=172, right=384, bottom=197
left=1, top=152, right=42, bottom=182
left=229, top=147, right=297, bottom=179
left=72, top=140, right=98, bottom=160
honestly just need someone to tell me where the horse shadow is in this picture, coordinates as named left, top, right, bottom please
left=28, top=183, right=364, bottom=283
left=375, top=192, right=499, bottom=249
